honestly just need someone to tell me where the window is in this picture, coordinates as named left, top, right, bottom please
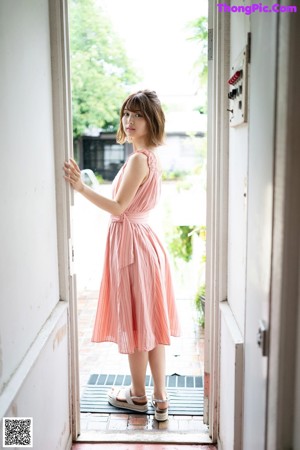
left=81, top=136, right=126, bottom=180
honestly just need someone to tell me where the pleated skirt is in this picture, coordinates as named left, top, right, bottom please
left=91, top=222, right=181, bottom=354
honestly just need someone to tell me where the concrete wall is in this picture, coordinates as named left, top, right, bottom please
left=0, top=1, right=71, bottom=448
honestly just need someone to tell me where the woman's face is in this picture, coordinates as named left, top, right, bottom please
left=122, top=108, right=149, bottom=145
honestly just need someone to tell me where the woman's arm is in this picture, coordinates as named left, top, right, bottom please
left=64, top=154, right=149, bottom=216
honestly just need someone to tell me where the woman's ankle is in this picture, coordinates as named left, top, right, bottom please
left=131, top=387, right=147, bottom=399
left=153, top=390, right=168, bottom=401
left=153, top=391, right=168, bottom=409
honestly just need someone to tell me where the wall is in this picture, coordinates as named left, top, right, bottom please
left=0, top=1, right=71, bottom=448
left=227, top=13, right=250, bottom=335
left=2, top=306, right=70, bottom=450
left=0, top=0, right=59, bottom=392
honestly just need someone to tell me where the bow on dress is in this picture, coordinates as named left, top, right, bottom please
left=111, top=211, right=150, bottom=269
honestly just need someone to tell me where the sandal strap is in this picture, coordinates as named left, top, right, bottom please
left=152, top=396, right=169, bottom=403
left=125, top=388, right=147, bottom=405
left=130, top=394, right=147, bottom=400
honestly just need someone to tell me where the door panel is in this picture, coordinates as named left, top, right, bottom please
left=49, top=0, right=80, bottom=440
left=243, top=10, right=278, bottom=449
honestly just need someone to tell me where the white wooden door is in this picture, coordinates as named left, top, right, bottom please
left=206, top=2, right=278, bottom=447
left=49, top=0, right=81, bottom=440
left=242, top=9, right=278, bottom=450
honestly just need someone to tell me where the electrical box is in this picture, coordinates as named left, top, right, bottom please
left=228, top=44, right=249, bottom=127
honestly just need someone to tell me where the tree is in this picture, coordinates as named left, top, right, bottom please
left=69, top=0, right=138, bottom=137
left=187, top=16, right=208, bottom=113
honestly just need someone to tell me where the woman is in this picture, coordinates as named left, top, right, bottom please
left=64, top=90, right=180, bottom=421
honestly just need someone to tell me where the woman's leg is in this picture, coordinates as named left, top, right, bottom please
left=148, top=345, right=168, bottom=409
left=128, top=349, right=148, bottom=397
left=116, top=349, right=148, bottom=403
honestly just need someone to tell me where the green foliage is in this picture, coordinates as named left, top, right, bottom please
left=187, top=15, right=208, bottom=113
left=162, top=170, right=189, bottom=181
left=95, top=173, right=104, bottom=184
left=176, top=178, right=193, bottom=192
left=167, top=226, right=196, bottom=263
left=195, top=284, right=206, bottom=328
left=193, top=225, right=207, bottom=242
left=69, top=0, right=138, bottom=137
left=195, top=284, right=206, bottom=310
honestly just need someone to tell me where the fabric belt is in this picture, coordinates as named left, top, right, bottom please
left=111, top=212, right=150, bottom=268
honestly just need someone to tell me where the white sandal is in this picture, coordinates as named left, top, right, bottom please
left=108, top=387, right=148, bottom=413
left=152, top=395, right=169, bottom=421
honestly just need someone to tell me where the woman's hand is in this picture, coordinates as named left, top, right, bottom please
left=63, top=152, right=148, bottom=215
left=64, top=158, right=84, bottom=192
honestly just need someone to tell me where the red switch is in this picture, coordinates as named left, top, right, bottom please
left=228, top=70, right=242, bottom=85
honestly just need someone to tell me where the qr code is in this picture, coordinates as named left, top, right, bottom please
left=2, top=417, right=33, bottom=448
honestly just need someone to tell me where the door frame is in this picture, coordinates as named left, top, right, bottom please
left=205, top=0, right=230, bottom=441
left=48, top=0, right=237, bottom=443
left=49, top=0, right=80, bottom=441
left=266, top=7, right=300, bottom=449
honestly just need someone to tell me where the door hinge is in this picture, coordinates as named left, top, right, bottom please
left=247, top=32, right=251, bottom=64
left=208, top=28, right=213, bottom=61
left=257, top=320, right=268, bottom=357
left=68, top=238, right=75, bottom=276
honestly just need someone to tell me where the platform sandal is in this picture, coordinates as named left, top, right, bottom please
left=152, top=395, right=169, bottom=421
left=108, top=387, right=148, bottom=413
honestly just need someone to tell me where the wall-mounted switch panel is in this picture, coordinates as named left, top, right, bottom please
left=228, top=45, right=249, bottom=127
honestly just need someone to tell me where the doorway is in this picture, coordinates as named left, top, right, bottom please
left=74, top=172, right=208, bottom=441
left=68, top=0, right=209, bottom=442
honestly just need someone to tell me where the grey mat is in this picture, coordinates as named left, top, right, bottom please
left=80, top=374, right=203, bottom=416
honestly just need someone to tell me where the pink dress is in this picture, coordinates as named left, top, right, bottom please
left=92, top=149, right=180, bottom=354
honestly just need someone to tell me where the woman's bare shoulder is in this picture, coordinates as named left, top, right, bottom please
left=130, top=151, right=148, bottom=162
left=126, top=152, right=149, bottom=175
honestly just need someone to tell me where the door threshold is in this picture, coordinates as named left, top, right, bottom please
left=76, top=427, right=211, bottom=444
left=77, top=415, right=212, bottom=444
left=78, top=411, right=210, bottom=444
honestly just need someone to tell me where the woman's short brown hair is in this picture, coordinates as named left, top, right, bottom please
left=116, top=90, right=165, bottom=147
